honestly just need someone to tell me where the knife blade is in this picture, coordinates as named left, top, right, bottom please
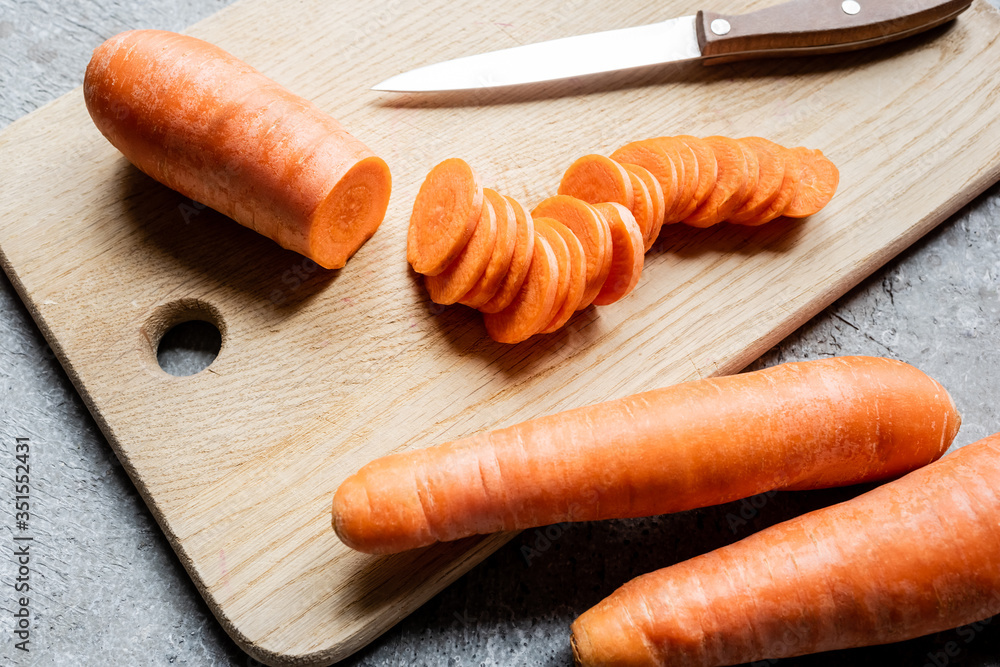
left=372, top=0, right=972, bottom=92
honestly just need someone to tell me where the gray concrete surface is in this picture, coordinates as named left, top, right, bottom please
left=2, top=1, right=1000, bottom=665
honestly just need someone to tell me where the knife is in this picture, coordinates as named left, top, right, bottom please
left=372, top=0, right=973, bottom=92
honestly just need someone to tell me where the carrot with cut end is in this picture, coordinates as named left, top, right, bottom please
left=620, top=164, right=665, bottom=249
left=332, top=356, right=959, bottom=554
left=590, top=203, right=644, bottom=306
left=537, top=218, right=587, bottom=334
left=674, top=136, right=718, bottom=221
left=460, top=189, right=517, bottom=309
left=558, top=154, right=634, bottom=209
left=784, top=147, right=840, bottom=218
left=728, top=137, right=786, bottom=225
left=479, top=196, right=535, bottom=314
left=425, top=198, right=497, bottom=305
left=571, top=431, right=1000, bottom=667
left=739, top=147, right=802, bottom=227
left=482, top=233, right=559, bottom=344
left=407, top=158, right=483, bottom=275
left=532, top=196, right=612, bottom=309
left=84, top=30, right=391, bottom=270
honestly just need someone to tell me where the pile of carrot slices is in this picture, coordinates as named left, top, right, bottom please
left=407, top=136, right=839, bottom=344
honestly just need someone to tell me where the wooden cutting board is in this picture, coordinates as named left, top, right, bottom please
left=2, top=0, right=1000, bottom=664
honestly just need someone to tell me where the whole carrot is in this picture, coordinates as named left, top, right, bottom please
left=84, top=30, right=392, bottom=269
left=332, top=356, right=959, bottom=554
left=571, top=432, right=1000, bottom=667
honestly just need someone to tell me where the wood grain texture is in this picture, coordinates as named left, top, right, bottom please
left=0, top=0, right=999, bottom=665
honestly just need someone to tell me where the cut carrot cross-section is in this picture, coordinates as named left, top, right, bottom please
left=620, top=163, right=665, bottom=250
left=784, top=147, right=840, bottom=218
left=536, top=217, right=587, bottom=334
left=479, top=195, right=535, bottom=314
left=683, top=136, right=751, bottom=228
left=741, top=147, right=802, bottom=226
left=460, top=188, right=517, bottom=308
left=425, top=197, right=497, bottom=305
left=483, top=233, right=559, bottom=344
left=532, top=195, right=611, bottom=309
left=590, top=203, right=644, bottom=306
left=729, top=137, right=786, bottom=225
left=674, top=135, right=718, bottom=221
left=558, top=154, right=634, bottom=209
left=407, top=158, right=483, bottom=276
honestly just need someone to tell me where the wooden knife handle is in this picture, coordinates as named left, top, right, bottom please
left=697, top=0, right=973, bottom=64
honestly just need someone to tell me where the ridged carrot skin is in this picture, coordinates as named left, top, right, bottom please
left=332, top=356, right=959, bottom=554
left=571, top=432, right=1000, bottom=667
left=84, top=30, right=391, bottom=269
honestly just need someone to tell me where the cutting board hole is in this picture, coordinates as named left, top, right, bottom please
left=157, top=320, right=222, bottom=376
left=143, top=299, right=226, bottom=376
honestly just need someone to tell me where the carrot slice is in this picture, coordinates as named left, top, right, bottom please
left=739, top=148, right=802, bottom=227
left=682, top=136, right=751, bottom=228
left=483, top=233, right=559, bottom=344
left=479, top=196, right=535, bottom=314
left=532, top=195, right=611, bottom=309
left=558, top=155, right=633, bottom=208
left=460, top=189, right=517, bottom=308
left=610, top=140, right=679, bottom=225
left=784, top=147, right=840, bottom=218
left=620, top=164, right=665, bottom=250
left=728, top=137, right=787, bottom=225
left=674, top=136, right=718, bottom=221
left=621, top=169, right=656, bottom=251
left=532, top=218, right=573, bottom=336
left=645, top=137, right=695, bottom=223
left=424, top=198, right=497, bottom=305
left=590, top=203, right=644, bottom=306
left=84, top=30, right=392, bottom=271
left=729, top=139, right=760, bottom=218
left=407, top=158, right=484, bottom=276
left=537, top=218, right=587, bottom=334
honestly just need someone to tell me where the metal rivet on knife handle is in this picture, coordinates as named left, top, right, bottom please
left=710, top=19, right=731, bottom=36
left=697, top=0, right=973, bottom=65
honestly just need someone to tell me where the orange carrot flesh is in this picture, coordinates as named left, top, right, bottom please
left=590, top=202, right=644, bottom=306
left=533, top=218, right=574, bottom=335
left=620, top=164, right=665, bottom=250
left=674, top=136, right=718, bottom=221
left=571, top=432, right=1000, bottom=667
left=558, top=154, right=634, bottom=209
left=610, top=140, right=680, bottom=223
left=407, top=158, right=483, bottom=276
left=650, top=138, right=698, bottom=223
left=727, top=137, right=787, bottom=225
left=424, top=198, right=497, bottom=305
left=482, top=233, right=559, bottom=344
left=332, top=356, right=959, bottom=554
left=460, top=189, right=518, bottom=309
left=479, top=196, right=535, bottom=314
left=537, top=218, right=587, bottom=334
left=784, top=147, right=840, bottom=218
left=733, top=138, right=761, bottom=214
left=683, top=136, right=752, bottom=228
left=84, top=29, right=391, bottom=270
left=622, top=169, right=656, bottom=251
left=739, top=148, right=802, bottom=227
left=532, top=196, right=612, bottom=309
